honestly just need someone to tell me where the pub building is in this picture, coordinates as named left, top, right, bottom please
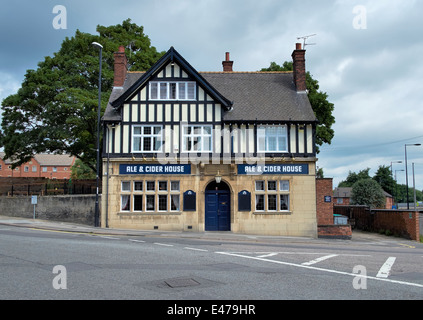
left=101, top=43, right=318, bottom=237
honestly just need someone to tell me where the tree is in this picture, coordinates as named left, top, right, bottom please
left=338, top=168, right=371, bottom=187
left=71, top=159, right=96, bottom=180
left=351, top=179, right=386, bottom=208
left=316, top=167, right=324, bottom=178
left=372, top=165, right=395, bottom=194
left=261, top=61, right=335, bottom=152
left=0, top=19, right=165, bottom=172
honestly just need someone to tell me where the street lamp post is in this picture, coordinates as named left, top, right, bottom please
left=405, top=143, right=421, bottom=209
left=395, top=169, right=404, bottom=208
left=92, top=41, right=103, bottom=227
left=390, top=161, right=402, bottom=205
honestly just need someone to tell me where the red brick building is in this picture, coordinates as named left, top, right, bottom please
left=333, top=187, right=393, bottom=209
left=0, top=153, right=76, bottom=179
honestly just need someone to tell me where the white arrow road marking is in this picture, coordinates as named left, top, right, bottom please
left=302, top=254, right=338, bottom=266
left=376, top=257, right=396, bottom=278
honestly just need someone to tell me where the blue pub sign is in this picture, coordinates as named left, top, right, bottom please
left=119, top=164, right=191, bottom=175
left=237, top=164, right=309, bottom=175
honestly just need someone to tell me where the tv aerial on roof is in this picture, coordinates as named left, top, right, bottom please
left=297, top=34, right=317, bottom=49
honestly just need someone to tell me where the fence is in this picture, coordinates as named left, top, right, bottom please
left=0, top=177, right=100, bottom=196
left=334, top=205, right=420, bottom=241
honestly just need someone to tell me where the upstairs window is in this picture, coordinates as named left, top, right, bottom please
left=150, top=81, right=196, bottom=100
left=182, top=125, right=212, bottom=152
left=133, top=125, right=163, bottom=153
left=257, top=125, right=288, bottom=153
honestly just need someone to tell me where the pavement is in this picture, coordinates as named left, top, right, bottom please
left=0, top=215, right=418, bottom=245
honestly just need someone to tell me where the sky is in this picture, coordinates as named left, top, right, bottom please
left=1, top=0, right=422, bottom=190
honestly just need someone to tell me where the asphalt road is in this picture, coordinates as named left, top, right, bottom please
left=1, top=221, right=423, bottom=307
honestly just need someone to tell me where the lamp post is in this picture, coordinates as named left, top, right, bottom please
left=395, top=169, right=404, bottom=208
left=390, top=161, right=402, bottom=204
left=405, top=143, right=421, bottom=209
left=92, top=41, right=103, bottom=227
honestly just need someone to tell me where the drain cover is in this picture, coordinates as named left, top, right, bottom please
left=164, top=278, right=200, bottom=288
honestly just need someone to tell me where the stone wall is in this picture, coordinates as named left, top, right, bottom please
left=0, top=195, right=97, bottom=225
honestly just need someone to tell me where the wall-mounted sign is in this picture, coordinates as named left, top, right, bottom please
left=119, top=164, right=191, bottom=175
left=238, top=190, right=251, bottom=212
left=237, top=164, right=309, bottom=175
left=183, top=190, right=196, bottom=211
left=324, top=196, right=332, bottom=203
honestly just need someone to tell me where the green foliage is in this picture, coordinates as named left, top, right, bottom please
left=351, top=179, right=386, bottom=208
left=261, top=61, right=335, bottom=152
left=0, top=19, right=165, bottom=172
left=338, top=166, right=423, bottom=203
left=372, top=165, right=395, bottom=194
left=316, top=167, right=324, bottom=179
left=71, top=159, right=96, bottom=179
left=338, top=168, right=371, bottom=187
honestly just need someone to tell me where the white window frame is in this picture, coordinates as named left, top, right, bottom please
left=182, top=125, right=212, bottom=152
left=149, top=81, right=196, bottom=101
left=132, top=125, right=163, bottom=153
left=121, top=181, right=131, bottom=192
left=267, top=194, right=277, bottom=211
left=134, top=181, right=143, bottom=192
left=257, top=125, right=288, bottom=153
left=121, top=195, right=131, bottom=212
left=170, top=194, right=180, bottom=212
left=280, top=194, right=290, bottom=211
left=145, top=194, right=155, bottom=212
left=158, top=194, right=168, bottom=212
left=255, top=181, right=265, bottom=191
left=133, top=194, right=143, bottom=212
left=255, top=194, right=265, bottom=211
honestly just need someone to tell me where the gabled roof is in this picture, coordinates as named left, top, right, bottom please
left=102, top=46, right=317, bottom=124
left=109, top=47, right=233, bottom=111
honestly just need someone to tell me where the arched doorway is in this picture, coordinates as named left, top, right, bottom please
left=205, top=180, right=231, bottom=231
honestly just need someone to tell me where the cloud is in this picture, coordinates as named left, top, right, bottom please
left=1, top=0, right=422, bottom=190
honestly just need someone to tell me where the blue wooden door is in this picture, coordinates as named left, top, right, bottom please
left=205, top=191, right=230, bottom=231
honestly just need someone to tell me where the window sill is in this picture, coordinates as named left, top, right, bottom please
left=253, top=211, right=292, bottom=215
left=118, top=211, right=182, bottom=216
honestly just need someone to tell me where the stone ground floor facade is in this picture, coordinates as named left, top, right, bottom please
left=101, top=159, right=318, bottom=237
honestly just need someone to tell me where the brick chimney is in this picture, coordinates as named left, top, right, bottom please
left=291, top=43, right=307, bottom=92
left=222, top=52, right=233, bottom=72
left=113, top=46, right=127, bottom=88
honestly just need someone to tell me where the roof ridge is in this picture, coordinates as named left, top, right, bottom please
left=199, top=71, right=292, bottom=74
